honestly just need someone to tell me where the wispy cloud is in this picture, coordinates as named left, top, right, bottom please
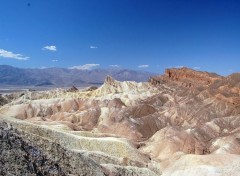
left=138, top=64, right=149, bottom=68
left=109, top=65, right=120, bottom=68
left=0, top=49, right=29, bottom=60
left=175, top=65, right=184, bottom=68
left=52, top=59, right=58, bottom=62
left=69, top=64, right=100, bottom=70
left=90, top=46, right=98, bottom=49
left=42, top=45, right=57, bottom=51
left=193, top=66, right=200, bottom=70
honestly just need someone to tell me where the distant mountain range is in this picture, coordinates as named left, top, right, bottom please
left=0, top=65, right=156, bottom=87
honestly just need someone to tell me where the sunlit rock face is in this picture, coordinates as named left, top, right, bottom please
left=1, top=67, right=240, bottom=175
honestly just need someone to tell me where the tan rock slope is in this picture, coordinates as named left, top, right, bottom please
left=0, top=67, right=240, bottom=175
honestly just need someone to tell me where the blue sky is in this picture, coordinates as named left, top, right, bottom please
left=0, top=0, right=240, bottom=75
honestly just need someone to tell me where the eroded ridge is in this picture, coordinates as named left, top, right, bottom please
left=1, top=67, right=240, bottom=175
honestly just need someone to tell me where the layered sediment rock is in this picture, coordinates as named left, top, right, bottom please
left=0, top=117, right=159, bottom=176
left=1, top=68, right=240, bottom=175
left=149, top=67, right=223, bottom=87
left=0, top=119, right=107, bottom=176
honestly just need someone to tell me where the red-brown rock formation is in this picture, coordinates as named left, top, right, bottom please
left=149, top=67, right=223, bottom=87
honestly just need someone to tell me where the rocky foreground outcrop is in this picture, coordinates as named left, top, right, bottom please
left=0, top=117, right=159, bottom=176
left=0, top=119, right=106, bottom=175
left=1, top=67, right=240, bottom=175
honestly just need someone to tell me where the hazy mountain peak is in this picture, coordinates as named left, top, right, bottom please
left=0, top=65, right=156, bottom=87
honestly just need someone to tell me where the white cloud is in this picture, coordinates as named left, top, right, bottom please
left=42, top=45, right=57, bottom=51
left=0, top=49, right=29, bottom=60
left=69, top=64, right=100, bottom=70
left=193, top=66, right=200, bottom=70
left=175, top=65, right=184, bottom=68
left=52, top=59, right=58, bottom=62
left=166, top=66, right=184, bottom=69
left=138, top=64, right=149, bottom=68
left=109, top=65, right=120, bottom=68
left=90, top=46, right=98, bottom=49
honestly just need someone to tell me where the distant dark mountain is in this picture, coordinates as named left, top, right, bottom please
left=0, top=65, right=156, bottom=87
left=35, top=81, right=55, bottom=87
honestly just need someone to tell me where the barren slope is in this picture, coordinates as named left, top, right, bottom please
left=1, top=67, right=240, bottom=175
